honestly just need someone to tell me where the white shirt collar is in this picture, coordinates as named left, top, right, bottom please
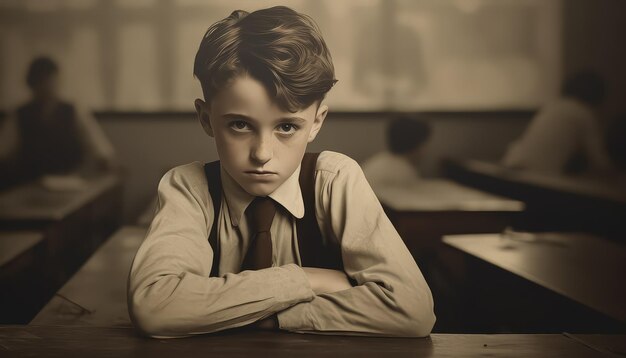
left=220, top=164, right=305, bottom=227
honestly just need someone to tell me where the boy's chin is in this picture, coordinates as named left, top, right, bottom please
left=241, top=182, right=280, bottom=197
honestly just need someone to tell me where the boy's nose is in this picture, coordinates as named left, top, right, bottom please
left=250, top=135, right=273, bottom=165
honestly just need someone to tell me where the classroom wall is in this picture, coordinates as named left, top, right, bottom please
left=99, top=114, right=530, bottom=221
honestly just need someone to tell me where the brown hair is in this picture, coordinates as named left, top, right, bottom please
left=193, top=6, right=337, bottom=112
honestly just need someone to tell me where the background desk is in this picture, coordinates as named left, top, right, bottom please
left=377, top=179, right=524, bottom=253
left=1, top=326, right=623, bottom=357
left=0, top=175, right=122, bottom=227
left=443, top=232, right=626, bottom=332
left=32, top=226, right=146, bottom=327
left=443, top=159, right=626, bottom=239
left=0, top=175, right=124, bottom=324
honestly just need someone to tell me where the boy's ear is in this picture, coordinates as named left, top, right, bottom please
left=195, top=98, right=214, bottom=137
left=308, top=104, right=328, bottom=143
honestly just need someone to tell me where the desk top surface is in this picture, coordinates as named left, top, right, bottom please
left=376, top=179, right=524, bottom=212
left=0, top=174, right=121, bottom=223
left=31, top=226, right=146, bottom=326
left=1, top=326, right=623, bottom=358
left=443, top=232, right=626, bottom=322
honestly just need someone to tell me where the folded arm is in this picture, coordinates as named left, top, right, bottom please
left=127, top=165, right=314, bottom=338
left=277, top=156, right=436, bottom=337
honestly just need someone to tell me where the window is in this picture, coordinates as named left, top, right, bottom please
left=0, top=0, right=561, bottom=111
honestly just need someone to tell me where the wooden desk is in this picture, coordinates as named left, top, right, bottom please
left=378, top=180, right=524, bottom=246
left=31, top=226, right=146, bottom=327
left=0, top=175, right=121, bottom=227
left=0, top=175, right=124, bottom=324
left=377, top=179, right=524, bottom=262
left=443, top=233, right=626, bottom=330
left=1, top=326, right=622, bottom=357
left=443, top=159, right=626, bottom=238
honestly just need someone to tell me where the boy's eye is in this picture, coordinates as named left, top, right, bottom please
left=277, top=123, right=298, bottom=134
left=230, top=121, right=252, bottom=132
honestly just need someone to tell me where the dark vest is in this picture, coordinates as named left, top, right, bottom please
left=203, top=153, right=343, bottom=277
left=16, top=101, right=84, bottom=180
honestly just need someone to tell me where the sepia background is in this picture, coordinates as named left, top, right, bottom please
left=1, top=0, right=624, bottom=219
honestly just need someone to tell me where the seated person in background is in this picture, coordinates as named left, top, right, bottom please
left=0, top=56, right=116, bottom=187
left=128, top=7, right=435, bottom=338
left=362, top=116, right=431, bottom=189
left=503, top=70, right=611, bottom=175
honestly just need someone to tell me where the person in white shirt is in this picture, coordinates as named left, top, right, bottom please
left=503, top=71, right=611, bottom=175
left=362, top=116, right=431, bottom=190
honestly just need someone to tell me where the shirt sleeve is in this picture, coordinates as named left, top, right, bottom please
left=276, top=154, right=436, bottom=337
left=127, top=164, right=315, bottom=338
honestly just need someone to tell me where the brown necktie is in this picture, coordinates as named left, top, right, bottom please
left=242, top=196, right=276, bottom=270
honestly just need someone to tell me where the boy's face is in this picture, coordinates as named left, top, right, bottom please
left=195, top=74, right=328, bottom=197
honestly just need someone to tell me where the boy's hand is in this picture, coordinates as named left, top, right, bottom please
left=302, top=267, right=352, bottom=295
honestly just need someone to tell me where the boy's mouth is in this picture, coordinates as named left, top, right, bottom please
left=245, top=170, right=277, bottom=176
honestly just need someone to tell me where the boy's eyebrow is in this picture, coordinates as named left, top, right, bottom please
left=222, top=113, right=255, bottom=122
left=276, top=116, right=308, bottom=124
left=222, top=113, right=308, bottom=124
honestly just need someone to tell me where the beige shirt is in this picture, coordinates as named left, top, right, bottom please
left=128, top=151, right=435, bottom=338
left=361, top=151, right=421, bottom=191
left=503, top=98, right=610, bottom=174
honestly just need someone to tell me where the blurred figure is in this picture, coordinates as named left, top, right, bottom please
left=503, top=70, right=611, bottom=175
left=0, top=56, right=116, bottom=187
left=362, top=116, right=431, bottom=189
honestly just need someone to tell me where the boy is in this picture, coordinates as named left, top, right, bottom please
left=128, top=6, right=435, bottom=338
left=362, top=116, right=431, bottom=191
